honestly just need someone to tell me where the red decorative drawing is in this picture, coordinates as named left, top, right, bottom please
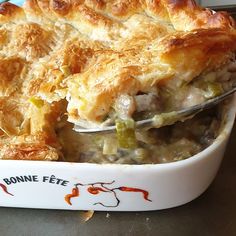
left=65, top=187, right=79, bottom=205
left=65, top=181, right=151, bottom=208
left=0, top=183, right=13, bottom=196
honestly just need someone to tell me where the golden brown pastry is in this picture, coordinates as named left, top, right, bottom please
left=0, top=0, right=236, bottom=160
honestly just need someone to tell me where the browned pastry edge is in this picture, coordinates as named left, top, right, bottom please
left=0, top=2, right=25, bottom=23
left=22, top=0, right=236, bottom=30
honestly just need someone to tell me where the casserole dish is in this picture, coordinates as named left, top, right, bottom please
left=0, top=97, right=235, bottom=211
left=0, top=0, right=236, bottom=211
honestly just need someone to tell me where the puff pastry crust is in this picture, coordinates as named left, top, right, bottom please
left=0, top=0, right=236, bottom=160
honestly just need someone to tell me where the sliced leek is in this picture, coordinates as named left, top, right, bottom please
left=28, top=97, right=44, bottom=108
left=115, top=119, right=137, bottom=149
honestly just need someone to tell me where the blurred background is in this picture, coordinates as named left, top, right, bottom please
left=199, top=0, right=236, bottom=19
left=200, top=0, right=236, bottom=6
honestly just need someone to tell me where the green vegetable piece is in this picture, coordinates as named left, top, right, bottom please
left=60, top=65, right=71, bottom=77
left=28, top=97, right=44, bottom=108
left=205, top=82, right=223, bottom=99
left=103, top=137, right=118, bottom=155
left=153, top=112, right=179, bottom=128
left=115, top=119, right=137, bottom=149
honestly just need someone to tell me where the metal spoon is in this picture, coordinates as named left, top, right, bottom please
left=74, top=86, right=236, bottom=134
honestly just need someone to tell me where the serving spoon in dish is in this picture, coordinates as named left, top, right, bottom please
left=74, top=86, right=236, bottom=134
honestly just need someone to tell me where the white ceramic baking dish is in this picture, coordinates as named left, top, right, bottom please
left=0, top=97, right=234, bottom=212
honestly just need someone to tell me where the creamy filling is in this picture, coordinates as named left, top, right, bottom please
left=58, top=61, right=235, bottom=164
left=73, top=60, right=236, bottom=129
left=126, top=61, right=236, bottom=121
left=58, top=105, right=223, bottom=164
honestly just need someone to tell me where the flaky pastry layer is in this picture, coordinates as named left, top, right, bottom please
left=0, top=0, right=236, bottom=160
